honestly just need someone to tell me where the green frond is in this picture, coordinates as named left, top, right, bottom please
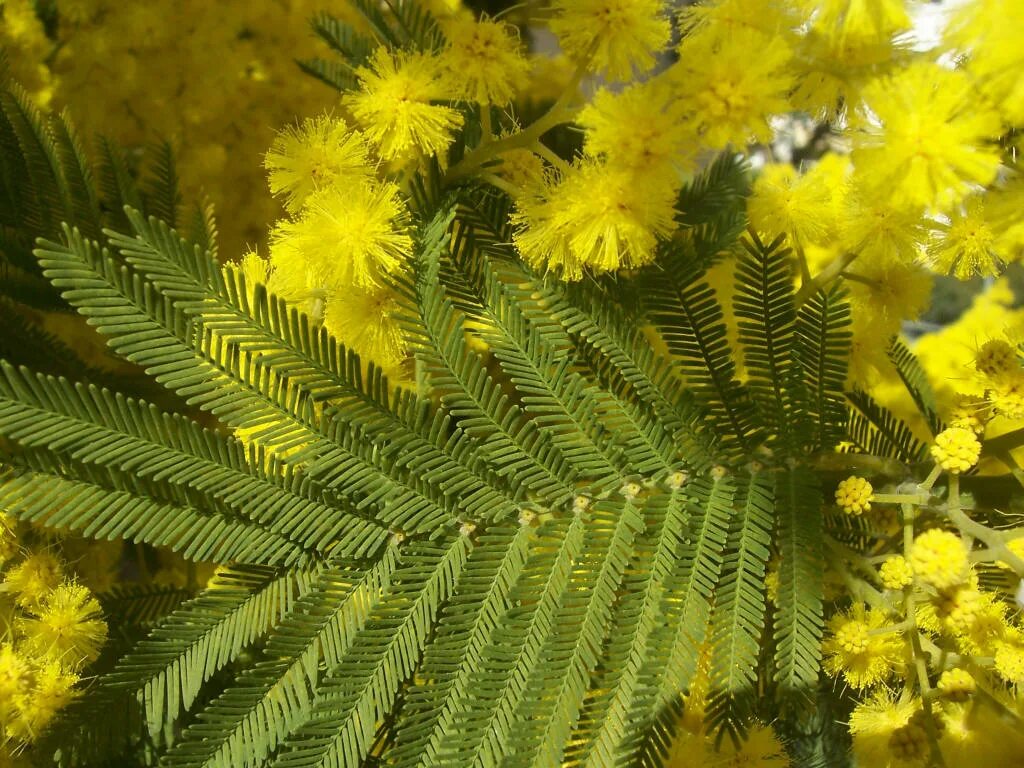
left=435, top=516, right=585, bottom=766
left=32, top=225, right=467, bottom=535
left=163, top=553, right=397, bottom=768
left=567, top=490, right=688, bottom=767
left=705, top=472, right=774, bottom=739
left=772, top=467, right=824, bottom=705
left=96, top=137, right=145, bottom=232
left=103, top=565, right=311, bottom=741
left=673, top=152, right=750, bottom=262
left=887, top=337, right=945, bottom=438
left=272, top=538, right=469, bottom=768
left=389, top=525, right=532, bottom=768
left=642, top=253, right=758, bottom=454
left=534, top=276, right=716, bottom=470
left=0, top=466, right=306, bottom=565
left=652, top=476, right=735, bottom=706
left=504, top=499, right=643, bottom=768
left=846, top=389, right=929, bottom=462
left=796, top=285, right=851, bottom=451
left=734, top=232, right=799, bottom=448
left=0, top=361, right=387, bottom=559
left=139, top=140, right=180, bottom=228
left=341, top=0, right=445, bottom=52
left=99, top=583, right=193, bottom=629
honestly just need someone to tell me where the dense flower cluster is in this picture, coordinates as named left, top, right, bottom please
left=5, top=0, right=1024, bottom=766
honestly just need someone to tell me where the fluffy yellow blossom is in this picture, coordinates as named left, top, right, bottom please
left=835, top=475, right=873, bottom=515
left=847, top=261, right=932, bottom=328
left=513, top=162, right=676, bottom=281
left=937, top=667, right=976, bottom=702
left=947, top=393, right=990, bottom=434
left=495, top=148, right=547, bottom=193
left=910, top=528, right=970, bottom=591
left=8, top=661, right=77, bottom=743
left=439, top=15, right=528, bottom=105
left=672, top=29, right=793, bottom=150
left=879, top=555, right=912, bottom=590
left=990, top=373, right=1024, bottom=420
left=264, top=114, right=373, bottom=214
left=346, top=48, right=463, bottom=161
left=933, top=585, right=984, bottom=636
left=663, top=721, right=790, bottom=767
left=18, top=582, right=108, bottom=669
left=270, top=180, right=412, bottom=290
left=822, top=604, right=903, bottom=689
left=929, top=196, right=1006, bottom=280
left=323, top=285, right=408, bottom=375
left=550, top=0, right=671, bottom=82
left=839, top=190, right=926, bottom=265
left=579, top=80, right=695, bottom=180
left=3, top=552, right=63, bottom=608
left=789, top=27, right=904, bottom=119
left=994, top=640, right=1024, bottom=684
left=975, top=339, right=1019, bottom=380
left=930, top=427, right=981, bottom=475
left=797, top=0, right=911, bottom=43
left=746, top=163, right=835, bottom=246
left=849, top=690, right=919, bottom=767
left=0, top=645, right=31, bottom=714
left=944, top=0, right=1024, bottom=125
left=851, top=62, right=1002, bottom=210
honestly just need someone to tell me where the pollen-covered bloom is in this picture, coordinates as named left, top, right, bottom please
left=323, top=284, right=408, bottom=374
left=937, top=667, right=976, bottom=701
left=930, top=426, right=981, bottom=475
left=878, top=555, right=913, bottom=590
left=822, top=604, right=904, bottom=689
left=512, top=162, right=676, bottom=281
left=3, top=551, right=63, bottom=608
left=747, top=162, right=836, bottom=246
left=7, top=661, right=78, bottom=743
left=797, top=0, right=911, bottom=42
left=263, top=114, right=373, bottom=214
left=550, top=0, right=671, bottom=82
left=270, top=179, right=413, bottom=290
left=346, top=47, right=463, bottom=161
left=18, top=581, right=108, bottom=669
left=835, top=475, right=873, bottom=515
left=929, top=196, right=1005, bottom=280
left=579, top=79, right=694, bottom=179
left=439, top=15, right=528, bottom=105
left=673, top=28, right=793, bottom=150
left=851, top=62, right=1002, bottom=210
left=975, top=338, right=1019, bottom=380
left=910, top=528, right=970, bottom=591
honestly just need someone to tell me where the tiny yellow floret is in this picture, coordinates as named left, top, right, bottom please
left=909, top=529, right=970, bottom=592
left=263, top=114, right=373, bottom=214
left=439, top=15, right=528, bottom=105
left=878, top=555, right=913, bottom=590
left=930, top=427, right=981, bottom=475
left=975, top=338, right=1019, bottom=379
left=346, top=48, right=463, bottom=161
left=835, top=475, right=873, bottom=515
left=550, top=0, right=671, bottom=81
left=937, top=667, right=976, bottom=702
left=18, top=581, right=108, bottom=669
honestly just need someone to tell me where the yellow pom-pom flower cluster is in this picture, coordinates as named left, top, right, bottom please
left=823, top=605, right=904, bottom=689
left=0, top=523, right=110, bottom=751
left=835, top=475, right=873, bottom=515
left=909, top=529, right=970, bottom=592
left=930, top=427, right=982, bottom=475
